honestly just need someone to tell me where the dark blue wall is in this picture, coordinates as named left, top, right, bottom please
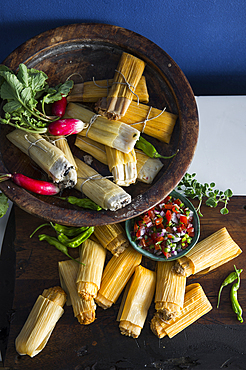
left=1, top=0, right=246, bottom=95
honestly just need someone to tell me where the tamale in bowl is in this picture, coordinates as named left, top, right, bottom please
left=0, top=23, right=198, bottom=227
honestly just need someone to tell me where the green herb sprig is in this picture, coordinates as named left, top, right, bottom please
left=0, top=63, right=73, bottom=133
left=177, top=173, right=233, bottom=216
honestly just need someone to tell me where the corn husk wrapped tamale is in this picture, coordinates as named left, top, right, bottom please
left=44, top=134, right=77, bottom=170
left=155, top=261, right=186, bottom=321
left=74, top=157, right=131, bottom=211
left=75, top=136, right=163, bottom=184
left=173, top=228, right=242, bottom=277
left=76, top=238, right=106, bottom=300
left=121, top=100, right=178, bottom=144
left=96, top=52, right=146, bottom=120
left=75, top=136, right=108, bottom=165
left=135, top=149, right=163, bottom=184
left=95, top=246, right=142, bottom=309
left=15, top=286, right=66, bottom=357
left=65, top=102, right=140, bottom=154
left=67, top=76, right=149, bottom=104
left=105, top=146, right=137, bottom=186
left=117, top=265, right=156, bottom=338
left=93, top=223, right=129, bottom=256
left=151, top=283, right=212, bottom=339
left=59, top=259, right=96, bottom=324
left=7, top=129, right=77, bottom=188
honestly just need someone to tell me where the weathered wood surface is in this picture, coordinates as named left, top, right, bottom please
left=3, top=196, right=246, bottom=370
left=0, top=23, right=198, bottom=227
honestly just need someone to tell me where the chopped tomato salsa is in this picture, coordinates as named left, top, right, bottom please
left=131, top=195, right=195, bottom=259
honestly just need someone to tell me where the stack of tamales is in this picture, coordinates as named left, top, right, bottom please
left=150, top=227, right=242, bottom=339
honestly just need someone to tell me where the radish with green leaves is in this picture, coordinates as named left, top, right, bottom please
left=0, top=173, right=60, bottom=195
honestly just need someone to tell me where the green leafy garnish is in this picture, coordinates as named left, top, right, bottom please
left=0, top=63, right=73, bottom=133
left=177, top=173, right=233, bottom=216
left=0, top=192, right=9, bottom=218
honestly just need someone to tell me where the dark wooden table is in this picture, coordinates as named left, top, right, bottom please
left=2, top=196, right=246, bottom=370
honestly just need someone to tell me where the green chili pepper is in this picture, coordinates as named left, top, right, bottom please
left=30, top=223, right=50, bottom=238
left=57, top=226, right=95, bottom=248
left=59, top=196, right=102, bottom=211
left=217, top=267, right=243, bottom=308
left=38, top=234, right=84, bottom=264
left=135, top=136, right=178, bottom=159
left=230, top=265, right=243, bottom=323
left=50, top=222, right=89, bottom=237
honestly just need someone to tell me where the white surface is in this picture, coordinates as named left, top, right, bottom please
left=189, top=96, right=246, bottom=195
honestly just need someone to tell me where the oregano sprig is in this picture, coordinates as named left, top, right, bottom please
left=177, top=173, right=233, bottom=216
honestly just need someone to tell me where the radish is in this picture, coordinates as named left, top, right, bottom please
left=51, top=96, right=67, bottom=117
left=0, top=173, right=60, bottom=195
left=48, top=118, right=85, bottom=136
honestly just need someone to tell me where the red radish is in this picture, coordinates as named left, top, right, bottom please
left=51, top=96, right=67, bottom=117
left=0, top=173, right=60, bottom=195
left=48, top=118, right=85, bottom=136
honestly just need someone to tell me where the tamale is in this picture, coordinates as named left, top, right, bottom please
left=95, top=246, right=142, bottom=309
left=151, top=283, right=212, bottom=339
left=15, top=286, right=66, bottom=357
left=67, top=75, right=149, bottom=104
left=135, top=149, right=163, bottom=184
left=118, top=265, right=156, bottom=338
left=44, top=134, right=78, bottom=170
left=59, top=259, right=96, bottom=325
left=155, top=261, right=186, bottom=321
left=75, top=136, right=163, bottom=185
left=94, top=223, right=129, bottom=256
left=75, top=136, right=108, bottom=165
left=173, top=227, right=242, bottom=277
left=65, top=102, right=140, bottom=153
left=7, top=129, right=77, bottom=188
left=96, top=52, right=146, bottom=120
left=74, top=157, right=131, bottom=211
left=121, top=100, right=178, bottom=144
left=105, top=146, right=137, bottom=186
left=76, top=238, right=106, bottom=300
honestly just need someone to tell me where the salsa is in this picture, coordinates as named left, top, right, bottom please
left=131, top=195, right=195, bottom=259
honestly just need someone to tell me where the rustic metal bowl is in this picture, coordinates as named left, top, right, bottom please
left=125, top=190, right=200, bottom=261
left=0, top=23, right=199, bottom=226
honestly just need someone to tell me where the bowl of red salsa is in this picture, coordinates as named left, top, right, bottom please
left=125, top=190, right=200, bottom=261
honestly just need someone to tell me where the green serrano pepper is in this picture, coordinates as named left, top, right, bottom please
left=135, top=136, right=178, bottom=159
left=59, top=196, right=102, bottom=211
left=217, top=267, right=243, bottom=308
left=50, top=222, right=89, bottom=237
left=230, top=266, right=243, bottom=323
left=38, top=234, right=84, bottom=264
left=57, top=226, right=94, bottom=248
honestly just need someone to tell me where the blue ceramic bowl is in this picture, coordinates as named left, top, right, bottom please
left=125, top=190, right=200, bottom=262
